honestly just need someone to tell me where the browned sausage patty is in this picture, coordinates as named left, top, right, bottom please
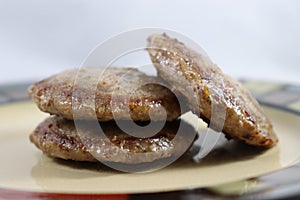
left=30, top=117, right=196, bottom=163
left=28, top=67, right=183, bottom=121
left=147, top=33, right=278, bottom=147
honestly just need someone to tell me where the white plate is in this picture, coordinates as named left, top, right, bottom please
left=0, top=101, right=300, bottom=194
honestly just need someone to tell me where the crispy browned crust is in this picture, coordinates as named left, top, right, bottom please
left=30, top=117, right=196, bottom=163
left=147, top=33, right=278, bottom=148
left=28, top=67, right=184, bottom=121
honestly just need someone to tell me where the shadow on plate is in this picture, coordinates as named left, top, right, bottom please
left=171, top=140, right=268, bottom=169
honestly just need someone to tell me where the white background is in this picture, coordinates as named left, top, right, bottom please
left=1, top=0, right=299, bottom=84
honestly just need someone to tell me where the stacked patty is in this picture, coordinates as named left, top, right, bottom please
left=29, top=33, right=278, bottom=165
left=29, top=67, right=193, bottom=164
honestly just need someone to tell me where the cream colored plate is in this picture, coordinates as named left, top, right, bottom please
left=0, top=101, right=300, bottom=194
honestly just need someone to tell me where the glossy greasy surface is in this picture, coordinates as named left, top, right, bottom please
left=30, top=116, right=195, bottom=164
left=28, top=67, right=182, bottom=121
left=147, top=34, right=278, bottom=147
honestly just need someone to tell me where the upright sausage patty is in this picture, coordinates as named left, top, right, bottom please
left=29, top=116, right=196, bottom=164
left=147, top=33, right=278, bottom=147
left=28, top=67, right=183, bottom=122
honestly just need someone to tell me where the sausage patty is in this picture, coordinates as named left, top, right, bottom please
left=147, top=33, right=278, bottom=147
left=30, top=116, right=196, bottom=163
left=28, top=67, right=183, bottom=121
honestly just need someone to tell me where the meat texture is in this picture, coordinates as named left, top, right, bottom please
left=28, top=67, right=183, bottom=122
left=30, top=117, right=196, bottom=163
left=147, top=33, right=278, bottom=147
